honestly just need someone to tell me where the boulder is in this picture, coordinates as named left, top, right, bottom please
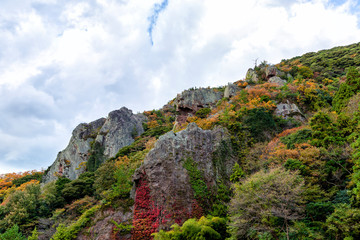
left=268, top=76, right=287, bottom=86
left=224, top=83, right=240, bottom=98
left=42, top=107, right=146, bottom=183
left=245, top=68, right=259, bottom=83
left=275, top=101, right=305, bottom=121
left=173, top=88, right=223, bottom=113
left=265, top=65, right=282, bottom=79
left=133, top=123, right=236, bottom=229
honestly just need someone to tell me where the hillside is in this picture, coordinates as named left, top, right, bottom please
left=1, top=42, right=360, bottom=239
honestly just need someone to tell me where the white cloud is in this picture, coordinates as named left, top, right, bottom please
left=0, top=0, right=359, bottom=173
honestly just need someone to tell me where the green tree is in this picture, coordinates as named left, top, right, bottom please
left=332, top=67, right=360, bottom=113
left=0, top=225, right=26, bottom=240
left=325, top=204, right=360, bottom=240
left=229, top=167, right=304, bottom=240
left=0, top=184, right=42, bottom=232
left=62, top=172, right=95, bottom=203
left=310, top=112, right=338, bottom=147
left=28, top=227, right=39, bottom=240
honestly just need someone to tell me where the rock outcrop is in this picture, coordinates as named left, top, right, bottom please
left=133, top=123, right=236, bottom=229
left=246, top=64, right=288, bottom=83
left=224, top=83, right=240, bottom=98
left=268, top=76, right=287, bottom=86
left=42, top=107, right=146, bottom=183
left=77, top=208, right=133, bottom=240
left=172, top=88, right=223, bottom=125
left=173, top=88, right=223, bottom=113
left=275, top=101, right=305, bottom=121
left=245, top=69, right=259, bottom=83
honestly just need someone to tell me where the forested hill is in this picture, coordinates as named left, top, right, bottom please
left=1, top=42, right=360, bottom=240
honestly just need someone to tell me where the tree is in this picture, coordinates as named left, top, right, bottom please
left=0, top=224, right=26, bottom=240
left=325, top=204, right=360, bottom=239
left=229, top=167, right=304, bottom=240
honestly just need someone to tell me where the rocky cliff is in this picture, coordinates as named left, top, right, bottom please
left=132, top=123, right=236, bottom=232
left=42, top=107, right=146, bottom=183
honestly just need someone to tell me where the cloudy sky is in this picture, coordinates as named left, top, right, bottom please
left=0, top=0, right=359, bottom=173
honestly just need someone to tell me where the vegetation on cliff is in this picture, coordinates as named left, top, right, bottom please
left=1, top=42, right=360, bottom=239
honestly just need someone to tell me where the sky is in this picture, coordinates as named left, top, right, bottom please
left=0, top=0, right=360, bottom=174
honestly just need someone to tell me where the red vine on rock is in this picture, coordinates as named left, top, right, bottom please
left=132, top=177, right=161, bottom=240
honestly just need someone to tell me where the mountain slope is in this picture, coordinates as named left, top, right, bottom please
left=1, top=42, right=360, bottom=240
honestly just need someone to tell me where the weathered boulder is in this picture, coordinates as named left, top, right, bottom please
left=172, top=88, right=223, bottom=126
left=133, top=123, right=236, bottom=229
left=268, top=76, right=287, bottom=86
left=42, top=107, right=146, bottom=183
left=246, top=68, right=259, bottom=83
left=173, top=88, right=223, bottom=113
left=275, top=101, right=305, bottom=121
left=224, top=83, right=240, bottom=98
left=265, top=65, right=281, bottom=79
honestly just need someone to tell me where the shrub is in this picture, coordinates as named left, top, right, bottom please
left=0, top=224, right=26, bottom=240
left=195, top=108, right=211, bottom=118
left=153, top=216, right=229, bottom=240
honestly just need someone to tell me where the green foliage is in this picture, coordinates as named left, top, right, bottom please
left=153, top=216, right=229, bottom=240
left=244, top=108, right=277, bottom=142
left=62, top=172, right=95, bottom=203
left=183, top=158, right=210, bottom=203
left=195, top=108, right=211, bottom=118
left=325, top=204, right=360, bottom=240
left=332, top=67, right=360, bottom=113
left=284, top=159, right=307, bottom=175
left=0, top=184, right=42, bottom=233
left=332, top=83, right=355, bottom=112
left=93, top=160, right=117, bottom=198
left=281, top=129, right=312, bottom=149
left=28, top=227, right=39, bottom=240
left=210, top=181, right=232, bottom=217
left=141, top=125, right=172, bottom=139
left=11, top=173, right=43, bottom=187
left=229, top=163, right=244, bottom=182
left=86, top=141, right=104, bottom=172
left=0, top=225, right=26, bottom=240
left=51, top=205, right=100, bottom=240
left=110, top=220, right=133, bottom=236
left=310, top=112, right=338, bottom=147
left=306, top=201, right=334, bottom=222
left=110, top=164, right=134, bottom=200
left=280, top=42, right=360, bottom=80
left=229, top=167, right=304, bottom=239
left=297, top=65, right=314, bottom=79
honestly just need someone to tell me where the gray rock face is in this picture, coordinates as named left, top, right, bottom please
left=42, top=107, right=146, bottom=183
left=133, top=123, right=236, bottom=228
left=275, top=101, right=305, bottom=121
left=77, top=208, right=133, bottom=240
left=173, top=88, right=223, bottom=113
left=246, top=69, right=259, bottom=83
left=268, top=76, right=287, bottom=86
left=265, top=65, right=281, bottom=79
left=224, top=83, right=240, bottom=98
left=96, top=108, right=146, bottom=158
left=246, top=65, right=287, bottom=83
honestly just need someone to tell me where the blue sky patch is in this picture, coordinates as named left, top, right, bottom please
left=148, top=0, right=169, bottom=45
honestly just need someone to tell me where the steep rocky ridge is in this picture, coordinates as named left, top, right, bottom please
left=42, top=107, right=146, bottom=183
